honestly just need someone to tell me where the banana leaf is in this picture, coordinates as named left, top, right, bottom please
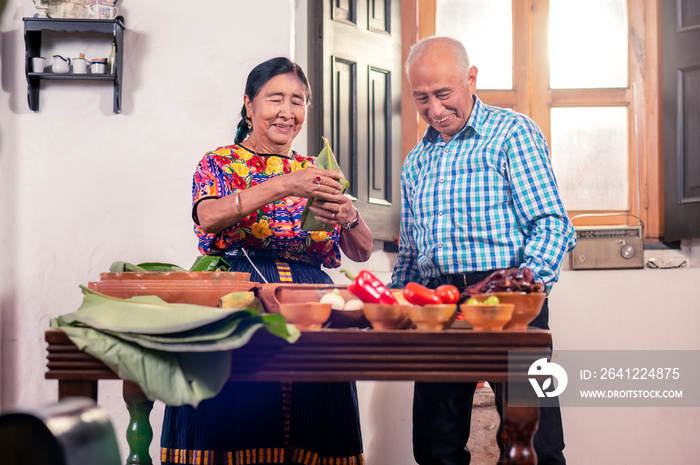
left=56, top=325, right=233, bottom=406
left=109, top=261, right=187, bottom=272
left=109, top=257, right=230, bottom=272
left=300, top=137, right=349, bottom=232
left=98, top=312, right=294, bottom=352
left=55, top=287, right=260, bottom=334
left=51, top=288, right=300, bottom=406
left=109, top=261, right=148, bottom=272
left=100, top=318, right=265, bottom=352
left=190, top=255, right=231, bottom=271
left=102, top=311, right=257, bottom=344
left=137, top=262, right=188, bottom=272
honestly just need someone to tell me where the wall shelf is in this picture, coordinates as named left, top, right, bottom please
left=23, top=16, right=125, bottom=113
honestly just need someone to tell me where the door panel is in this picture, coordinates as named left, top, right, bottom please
left=663, top=0, right=700, bottom=240
left=368, top=66, right=391, bottom=206
left=331, top=57, right=357, bottom=195
left=309, top=0, right=402, bottom=242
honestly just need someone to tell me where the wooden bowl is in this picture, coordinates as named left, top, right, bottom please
left=362, top=303, right=413, bottom=330
left=473, top=292, right=546, bottom=330
left=278, top=302, right=332, bottom=330
left=407, top=304, right=458, bottom=331
left=459, top=303, right=515, bottom=331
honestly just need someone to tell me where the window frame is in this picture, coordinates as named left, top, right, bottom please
left=403, top=0, right=663, bottom=239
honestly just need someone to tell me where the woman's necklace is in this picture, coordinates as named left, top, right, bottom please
left=243, top=139, right=293, bottom=159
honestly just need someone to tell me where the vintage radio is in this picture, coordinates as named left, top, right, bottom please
left=570, top=225, right=644, bottom=270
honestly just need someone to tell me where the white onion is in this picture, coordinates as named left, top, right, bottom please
left=320, top=291, right=345, bottom=310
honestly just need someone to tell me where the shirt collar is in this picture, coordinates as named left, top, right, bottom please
left=423, top=95, right=485, bottom=144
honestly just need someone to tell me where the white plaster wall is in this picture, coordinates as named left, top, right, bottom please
left=0, top=0, right=307, bottom=461
left=1, top=1, right=700, bottom=464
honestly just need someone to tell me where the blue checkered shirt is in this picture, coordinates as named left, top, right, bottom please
left=390, top=96, right=576, bottom=291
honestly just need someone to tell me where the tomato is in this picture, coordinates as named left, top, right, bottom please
left=403, top=282, right=442, bottom=306
left=435, top=284, right=460, bottom=304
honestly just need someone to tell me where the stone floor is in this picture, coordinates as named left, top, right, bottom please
left=466, top=383, right=501, bottom=464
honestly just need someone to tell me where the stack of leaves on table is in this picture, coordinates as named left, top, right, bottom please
left=51, top=259, right=298, bottom=407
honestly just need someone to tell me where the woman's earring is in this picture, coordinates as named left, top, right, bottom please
left=245, top=117, right=252, bottom=130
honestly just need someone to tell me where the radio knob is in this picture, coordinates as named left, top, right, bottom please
left=620, top=244, right=636, bottom=259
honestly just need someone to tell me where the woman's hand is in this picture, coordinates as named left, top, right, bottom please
left=283, top=168, right=353, bottom=225
left=197, top=167, right=353, bottom=234
left=308, top=192, right=355, bottom=226
left=282, top=168, right=345, bottom=200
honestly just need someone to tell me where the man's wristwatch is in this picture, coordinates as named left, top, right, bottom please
left=343, top=207, right=360, bottom=231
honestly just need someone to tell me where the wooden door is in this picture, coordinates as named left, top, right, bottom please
left=308, top=0, right=402, bottom=242
left=663, top=0, right=700, bottom=240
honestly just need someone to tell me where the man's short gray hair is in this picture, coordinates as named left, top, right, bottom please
left=405, top=36, right=471, bottom=81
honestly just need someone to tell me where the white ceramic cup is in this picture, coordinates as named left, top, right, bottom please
left=90, top=61, right=107, bottom=74
left=31, top=57, right=46, bottom=72
left=72, top=58, right=88, bottom=74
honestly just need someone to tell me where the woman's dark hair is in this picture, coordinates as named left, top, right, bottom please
left=234, top=57, right=312, bottom=144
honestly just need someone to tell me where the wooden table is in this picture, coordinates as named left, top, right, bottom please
left=46, top=328, right=551, bottom=465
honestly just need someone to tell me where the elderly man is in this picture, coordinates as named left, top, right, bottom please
left=390, top=36, right=576, bottom=464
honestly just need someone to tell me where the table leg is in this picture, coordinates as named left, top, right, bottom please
left=122, top=381, right=154, bottom=465
left=494, top=382, right=507, bottom=462
left=495, top=381, right=539, bottom=465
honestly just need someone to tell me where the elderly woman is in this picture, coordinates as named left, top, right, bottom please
left=160, top=57, right=373, bottom=465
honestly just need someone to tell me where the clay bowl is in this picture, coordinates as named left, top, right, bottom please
left=89, top=271, right=255, bottom=307
left=362, top=303, right=413, bottom=330
left=407, top=304, right=458, bottom=331
left=278, top=302, right=332, bottom=330
left=459, top=302, right=515, bottom=331
left=473, top=292, right=546, bottom=330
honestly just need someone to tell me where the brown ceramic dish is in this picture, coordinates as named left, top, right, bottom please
left=88, top=271, right=255, bottom=307
left=407, top=304, right=458, bottom=331
left=278, top=302, right=332, bottom=330
left=362, top=303, right=413, bottom=330
left=472, top=292, right=546, bottom=330
left=459, top=303, right=515, bottom=331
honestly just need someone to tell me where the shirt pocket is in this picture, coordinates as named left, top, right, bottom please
left=459, top=168, right=511, bottom=227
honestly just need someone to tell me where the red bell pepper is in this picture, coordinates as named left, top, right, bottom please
left=346, top=270, right=399, bottom=305
left=403, top=282, right=442, bottom=306
left=435, top=284, right=460, bottom=304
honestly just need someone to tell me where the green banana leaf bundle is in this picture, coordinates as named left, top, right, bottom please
left=300, top=137, right=349, bottom=232
left=109, top=255, right=230, bottom=273
left=51, top=287, right=299, bottom=407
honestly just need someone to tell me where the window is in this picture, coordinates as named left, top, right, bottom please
left=427, top=0, right=663, bottom=238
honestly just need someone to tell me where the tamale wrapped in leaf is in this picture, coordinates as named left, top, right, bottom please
left=300, top=137, right=349, bottom=232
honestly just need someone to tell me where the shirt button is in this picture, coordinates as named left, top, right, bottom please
left=438, top=243, right=443, bottom=248
left=439, top=178, right=444, bottom=184
left=443, top=147, right=449, bottom=154
left=438, top=211, right=443, bottom=216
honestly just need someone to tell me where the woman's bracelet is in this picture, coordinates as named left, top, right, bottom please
left=234, top=191, right=244, bottom=216
left=343, top=207, right=360, bottom=231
